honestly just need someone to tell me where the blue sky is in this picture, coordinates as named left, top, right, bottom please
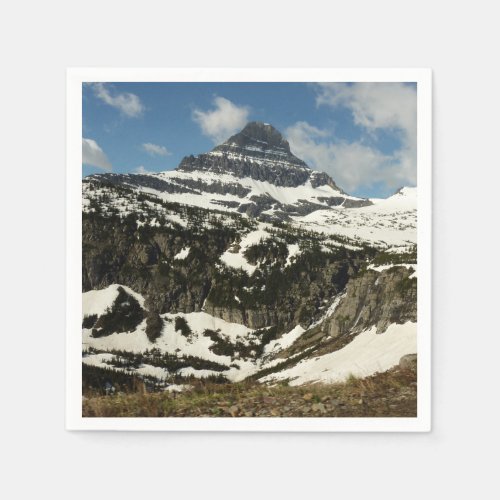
left=82, top=82, right=416, bottom=198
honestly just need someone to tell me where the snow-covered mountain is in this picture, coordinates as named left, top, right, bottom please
left=82, top=122, right=417, bottom=390
left=86, top=122, right=373, bottom=220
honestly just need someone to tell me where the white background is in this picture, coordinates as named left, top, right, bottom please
left=1, top=1, right=498, bottom=499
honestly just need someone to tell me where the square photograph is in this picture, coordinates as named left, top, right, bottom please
left=69, top=70, right=431, bottom=430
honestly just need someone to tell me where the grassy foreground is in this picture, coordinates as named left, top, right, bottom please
left=82, top=363, right=417, bottom=418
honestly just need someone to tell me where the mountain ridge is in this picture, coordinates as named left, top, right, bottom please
left=86, top=122, right=374, bottom=223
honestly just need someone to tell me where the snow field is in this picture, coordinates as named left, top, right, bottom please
left=260, top=322, right=417, bottom=386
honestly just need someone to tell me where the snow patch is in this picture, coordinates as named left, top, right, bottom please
left=264, top=325, right=306, bottom=354
left=174, top=247, right=190, bottom=260
left=82, top=352, right=169, bottom=380
left=260, top=322, right=417, bottom=386
left=164, top=384, right=192, bottom=393
left=285, top=244, right=301, bottom=267
left=220, top=226, right=271, bottom=275
left=82, top=284, right=146, bottom=318
left=368, top=263, right=417, bottom=278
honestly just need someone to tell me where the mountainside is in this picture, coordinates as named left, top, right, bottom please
left=82, top=122, right=417, bottom=392
left=87, top=122, right=373, bottom=224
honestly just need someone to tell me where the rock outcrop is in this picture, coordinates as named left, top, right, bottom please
left=323, top=267, right=417, bottom=337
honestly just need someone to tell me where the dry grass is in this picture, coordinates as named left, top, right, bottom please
left=82, top=365, right=417, bottom=418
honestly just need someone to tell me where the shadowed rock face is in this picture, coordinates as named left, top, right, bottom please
left=213, top=122, right=307, bottom=168
left=178, top=121, right=344, bottom=190
left=323, top=267, right=417, bottom=337
left=267, top=266, right=417, bottom=362
left=82, top=203, right=372, bottom=332
left=177, top=152, right=310, bottom=187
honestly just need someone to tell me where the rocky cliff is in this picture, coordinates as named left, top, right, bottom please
left=83, top=204, right=370, bottom=332
left=324, top=266, right=417, bottom=337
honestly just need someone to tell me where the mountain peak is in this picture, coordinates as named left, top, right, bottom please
left=222, top=122, right=292, bottom=153
left=177, top=122, right=347, bottom=191
left=209, top=121, right=306, bottom=171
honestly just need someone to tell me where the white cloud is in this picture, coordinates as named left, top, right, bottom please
left=316, top=82, right=416, bottom=144
left=82, top=138, right=111, bottom=171
left=142, top=142, right=170, bottom=157
left=286, top=121, right=415, bottom=194
left=284, top=83, right=417, bottom=195
left=92, top=83, right=144, bottom=118
left=134, top=165, right=153, bottom=174
left=192, top=97, right=250, bottom=143
left=315, top=83, right=417, bottom=183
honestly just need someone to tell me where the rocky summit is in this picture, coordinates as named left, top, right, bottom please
left=179, top=122, right=344, bottom=192
left=179, top=122, right=310, bottom=184
left=82, top=122, right=417, bottom=395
